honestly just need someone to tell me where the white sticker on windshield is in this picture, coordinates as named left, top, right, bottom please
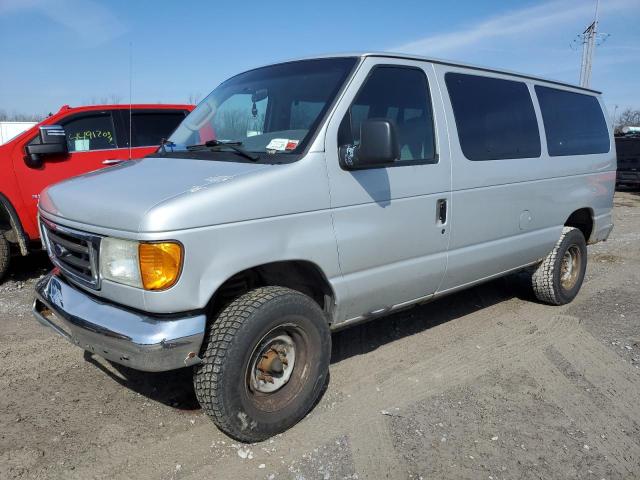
left=265, top=138, right=289, bottom=152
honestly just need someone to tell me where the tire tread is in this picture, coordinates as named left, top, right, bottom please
left=532, top=226, right=581, bottom=305
left=194, top=286, right=314, bottom=441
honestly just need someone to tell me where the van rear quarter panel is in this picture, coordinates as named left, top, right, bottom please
left=433, top=64, right=615, bottom=291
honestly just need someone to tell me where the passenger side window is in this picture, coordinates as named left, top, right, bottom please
left=445, top=73, right=541, bottom=161
left=130, top=111, right=187, bottom=147
left=61, top=113, right=117, bottom=152
left=535, top=86, right=609, bottom=156
left=338, top=66, right=436, bottom=163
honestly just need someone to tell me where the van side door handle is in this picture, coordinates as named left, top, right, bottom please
left=437, top=199, right=447, bottom=224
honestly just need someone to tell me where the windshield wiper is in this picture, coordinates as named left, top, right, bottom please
left=187, top=140, right=260, bottom=161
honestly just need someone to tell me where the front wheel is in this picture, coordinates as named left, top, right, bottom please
left=531, top=226, right=587, bottom=305
left=194, top=286, right=331, bottom=442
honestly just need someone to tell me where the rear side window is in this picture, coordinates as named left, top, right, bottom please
left=130, top=111, right=187, bottom=147
left=535, top=86, right=609, bottom=156
left=338, top=66, right=436, bottom=163
left=445, top=73, right=541, bottom=161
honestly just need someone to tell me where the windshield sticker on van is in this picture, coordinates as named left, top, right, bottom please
left=265, top=138, right=289, bottom=152
left=265, top=138, right=299, bottom=153
left=285, top=140, right=299, bottom=150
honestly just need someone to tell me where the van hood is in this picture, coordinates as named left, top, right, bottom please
left=39, top=157, right=272, bottom=232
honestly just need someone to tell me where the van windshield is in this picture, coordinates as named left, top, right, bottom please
left=167, top=58, right=357, bottom=157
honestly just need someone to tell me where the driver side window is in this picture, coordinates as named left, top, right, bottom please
left=61, top=113, right=118, bottom=152
left=338, top=65, right=437, bottom=163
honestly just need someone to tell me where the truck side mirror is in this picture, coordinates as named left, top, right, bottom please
left=339, top=119, right=399, bottom=170
left=24, top=125, right=68, bottom=168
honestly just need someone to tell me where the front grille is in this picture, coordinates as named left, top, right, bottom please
left=41, top=219, right=101, bottom=289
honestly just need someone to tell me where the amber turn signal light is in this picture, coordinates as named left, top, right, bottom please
left=138, top=242, right=183, bottom=290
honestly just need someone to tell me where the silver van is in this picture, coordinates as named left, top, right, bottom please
left=33, top=53, right=615, bottom=441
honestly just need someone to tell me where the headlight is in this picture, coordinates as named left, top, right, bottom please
left=100, top=237, right=142, bottom=288
left=100, top=238, right=183, bottom=291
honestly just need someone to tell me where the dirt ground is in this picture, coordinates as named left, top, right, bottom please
left=1, top=191, right=639, bottom=480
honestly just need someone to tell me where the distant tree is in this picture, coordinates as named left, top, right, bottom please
left=614, top=108, right=640, bottom=134
left=0, top=109, right=44, bottom=122
left=85, top=94, right=123, bottom=105
left=216, top=109, right=249, bottom=139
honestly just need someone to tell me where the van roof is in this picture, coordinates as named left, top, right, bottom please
left=268, top=52, right=602, bottom=95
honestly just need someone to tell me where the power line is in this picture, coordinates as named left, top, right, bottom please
left=573, top=0, right=610, bottom=88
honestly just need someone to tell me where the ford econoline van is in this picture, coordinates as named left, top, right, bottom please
left=33, top=53, right=615, bottom=441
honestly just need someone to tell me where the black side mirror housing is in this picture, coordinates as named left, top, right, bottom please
left=339, top=119, right=399, bottom=170
left=24, top=125, right=68, bottom=168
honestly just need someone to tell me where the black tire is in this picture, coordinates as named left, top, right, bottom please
left=0, top=233, right=10, bottom=283
left=531, top=226, right=587, bottom=305
left=194, top=286, right=331, bottom=442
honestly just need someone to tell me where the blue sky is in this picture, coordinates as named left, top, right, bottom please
left=0, top=0, right=638, bottom=118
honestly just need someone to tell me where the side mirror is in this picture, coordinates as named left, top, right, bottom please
left=339, top=119, right=399, bottom=170
left=24, top=125, right=68, bottom=168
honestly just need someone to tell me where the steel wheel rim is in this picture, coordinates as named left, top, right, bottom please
left=560, top=245, right=581, bottom=291
left=248, top=330, right=297, bottom=394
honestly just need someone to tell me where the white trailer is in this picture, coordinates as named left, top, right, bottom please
left=0, top=121, right=37, bottom=144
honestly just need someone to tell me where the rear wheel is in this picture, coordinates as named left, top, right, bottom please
left=0, top=233, right=10, bottom=283
left=194, top=286, right=331, bottom=442
left=531, top=226, right=587, bottom=305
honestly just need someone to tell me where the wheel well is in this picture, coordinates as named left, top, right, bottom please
left=565, top=208, right=593, bottom=242
left=0, top=204, right=10, bottom=233
left=207, top=261, right=335, bottom=322
left=0, top=194, right=29, bottom=255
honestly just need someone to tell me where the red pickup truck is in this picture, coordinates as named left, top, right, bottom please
left=0, top=103, right=194, bottom=280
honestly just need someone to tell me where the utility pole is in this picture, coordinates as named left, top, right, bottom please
left=579, top=0, right=602, bottom=88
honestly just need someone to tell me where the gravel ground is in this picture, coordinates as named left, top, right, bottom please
left=1, top=191, right=639, bottom=480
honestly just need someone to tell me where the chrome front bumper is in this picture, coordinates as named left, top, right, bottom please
left=33, top=271, right=206, bottom=372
